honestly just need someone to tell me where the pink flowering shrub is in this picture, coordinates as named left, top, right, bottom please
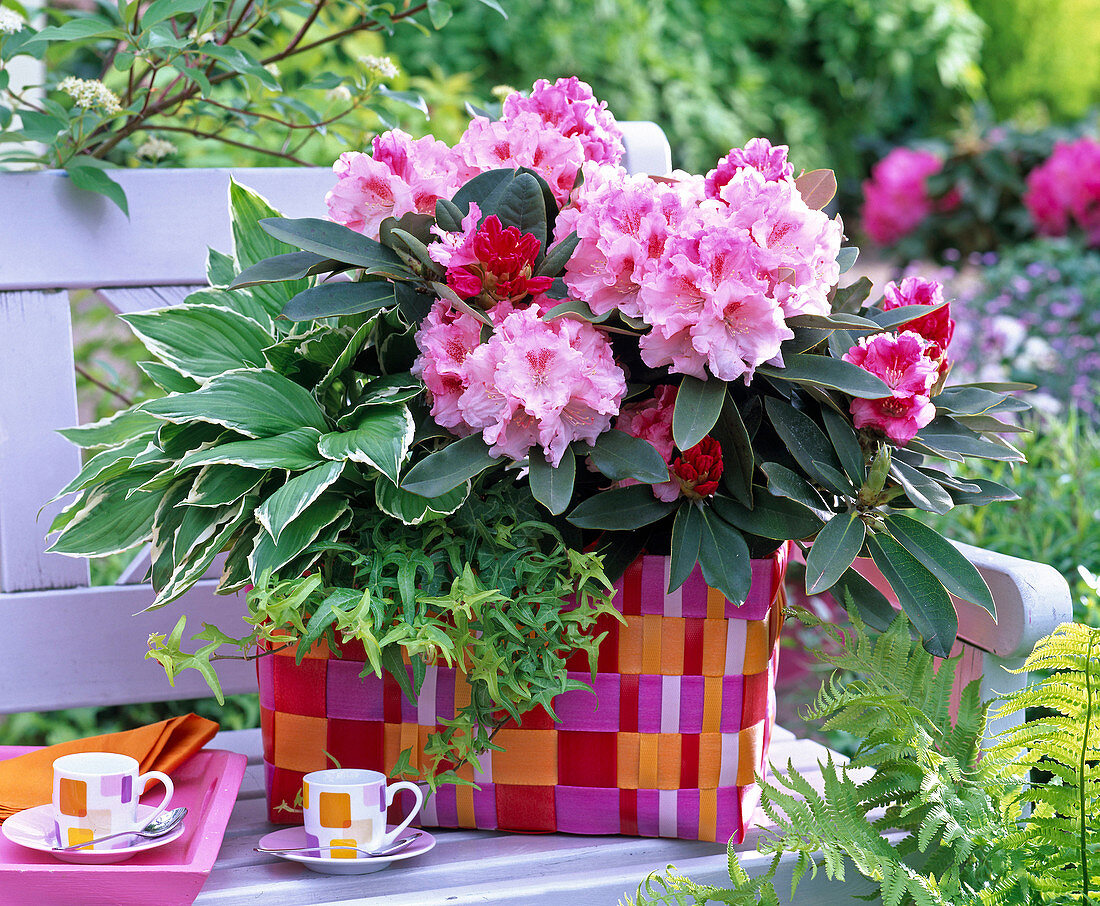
left=860, top=147, right=944, bottom=246
left=882, top=276, right=955, bottom=361
left=1024, top=137, right=1100, bottom=247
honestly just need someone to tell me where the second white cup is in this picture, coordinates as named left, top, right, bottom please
left=302, top=769, right=423, bottom=858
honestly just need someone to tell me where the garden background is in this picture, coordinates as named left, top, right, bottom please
left=1, top=0, right=1098, bottom=745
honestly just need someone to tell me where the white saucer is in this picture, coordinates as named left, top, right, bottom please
left=257, top=825, right=436, bottom=875
left=2, top=802, right=186, bottom=864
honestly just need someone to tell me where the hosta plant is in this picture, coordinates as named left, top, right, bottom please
left=49, top=78, right=1027, bottom=786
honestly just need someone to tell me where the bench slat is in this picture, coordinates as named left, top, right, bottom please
left=0, top=290, right=89, bottom=593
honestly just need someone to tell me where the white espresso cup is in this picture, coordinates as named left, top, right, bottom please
left=52, top=752, right=174, bottom=850
left=302, top=768, right=424, bottom=858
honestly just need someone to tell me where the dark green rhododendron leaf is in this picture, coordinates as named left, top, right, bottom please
left=673, top=376, right=726, bottom=451
left=567, top=485, right=677, bottom=531
left=529, top=448, right=576, bottom=516
left=867, top=533, right=956, bottom=658
left=401, top=434, right=499, bottom=498
left=588, top=429, right=669, bottom=484
left=805, top=511, right=866, bottom=595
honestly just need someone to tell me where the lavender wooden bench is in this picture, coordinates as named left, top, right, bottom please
left=0, top=123, right=1072, bottom=905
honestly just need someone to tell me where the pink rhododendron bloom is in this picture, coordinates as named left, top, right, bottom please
left=562, top=169, right=698, bottom=320
left=614, top=384, right=680, bottom=501
left=427, top=202, right=482, bottom=270
left=705, top=137, right=794, bottom=198
left=410, top=300, right=484, bottom=435
left=326, top=130, right=463, bottom=239
left=457, top=301, right=626, bottom=465
left=1024, top=137, right=1100, bottom=246
left=842, top=331, right=939, bottom=444
left=437, top=214, right=553, bottom=305
left=882, top=277, right=955, bottom=359
left=860, top=148, right=944, bottom=246
left=455, top=112, right=586, bottom=204
left=502, top=76, right=624, bottom=167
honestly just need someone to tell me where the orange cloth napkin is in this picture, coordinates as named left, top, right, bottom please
left=0, top=713, right=218, bottom=822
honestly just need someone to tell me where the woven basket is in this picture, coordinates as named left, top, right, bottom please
left=258, top=543, right=787, bottom=843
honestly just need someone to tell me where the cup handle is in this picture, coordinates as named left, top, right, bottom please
left=135, top=770, right=174, bottom=826
left=382, top=781, right=424, bottom=848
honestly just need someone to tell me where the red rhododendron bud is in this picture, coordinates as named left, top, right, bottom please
left=882, top=277, right=955, bottom=360
left=445, top=215, right=554, bottom=305
left=671, top=436, right=724, bottom=499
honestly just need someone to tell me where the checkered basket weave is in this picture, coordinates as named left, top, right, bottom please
left=258, top=544, right=787, bottom=843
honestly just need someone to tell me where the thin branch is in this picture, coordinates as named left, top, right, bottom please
left=198, top=94, right=365, bottom=130
left=149, top=123, right=312, bottom=164
left=75, top=365, right=133, bottom=407
left=280, top=0, right=327, bottom=57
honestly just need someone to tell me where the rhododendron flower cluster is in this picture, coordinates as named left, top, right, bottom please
left=1023, top=137, right=1100, bottom=247
left=882, top=276, right=955, bottom=361
left=435, top=213, right=553, bottom=305
left=860, top=147, right=945, bottom=246
left=563, top=139, right=841, bottom=383
left=326, top=76, right=623, bottom=238
left=413, top=297, right=626, bottom=467
left=672, top=437, right=724, bottom=499
left=843, top=332, right=940, bottom=444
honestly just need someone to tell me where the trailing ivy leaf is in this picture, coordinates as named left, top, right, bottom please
left=567, top=485, right=677, bottom=531
left=669, top=503, right=702, bottom=593
left=257, top=460, right=345, bottom=544
left=230, top=250, right=333, bottom=289
left=318, top=405, right=414, bottom=484
left=710, top=490, right=824, bottom=541
left=258, top=217, right=412, bottom=276
left=805, top=512, right=866, bottom=595
left=536, top=232, right=579, bottom=278
left=588, top=429, right=669, bottom=483
left=142, top=370, right=329, bottom=437
left=884, top=514, right=995, bottom=616
left=758, top=354, right=890, bottom=399
left=890, top=459, right=953, bottom=514
left=281, top=280, right=396, bottom=322
left=529, top=448, right=575, bottom=515
left=711, top=394, right=755, bottom=506
left=866, top=533, right=956, bottom=658
left=831, top=565, right=895, bottom=631
left=673, top=376, right=726, bottom=450
left=401, top=434, right=499, bottom=497
left=698, top=508, right=752, bottom=604
left=121, top=305, right=273, bottom=381
left=831, top=277, right=873, bottom=315
left=179, top=427, right=323, bottom=471
left=764, top=398, right=849, bottom=495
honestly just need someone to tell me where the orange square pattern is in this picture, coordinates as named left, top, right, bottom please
left=58, top=778, right=87, bottom=817
left=318, top=791, right=351, bottom=829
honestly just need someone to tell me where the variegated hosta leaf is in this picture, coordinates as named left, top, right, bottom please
left=46, top=471, right=163, bottom=557
left=248, top=497, right=352, bottom=579
left=182, top=288, right=276, bottom=335
left=120, top=305, right=274, bottom=382
left=318, top=404, right=414, bottom=484
left=49, top=433, right=157, bottom=502
left=315, top=320, right=373, bottom=397
left=179, top=427, right=324, bottom=471
left=57, top=407, right=162, bottom=450
left=184, top=464, right=267, bottom=508
left=375, top=476, right=470, bottom=525
left=142, top=369, right=330, bottom=438
left=256, top=460, right=345, bottom=544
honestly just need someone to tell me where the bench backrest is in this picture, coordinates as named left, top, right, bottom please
left=0, top=124, right=1070, bottom=733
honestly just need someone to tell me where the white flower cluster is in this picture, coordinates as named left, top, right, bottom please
left=490, top=85, right=516, bottom=101
left=136, top=136, right=177, bottom=161
left=361, top=55, right=398, bottom=81
left=0, top=6, right=24, bottom=34
left=58, top=77, right=122, bottom=115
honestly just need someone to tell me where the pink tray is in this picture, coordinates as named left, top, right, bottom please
left=0, top=746, right=246, bottom=906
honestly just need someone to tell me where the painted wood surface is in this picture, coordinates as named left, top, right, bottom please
left=0, top=290, right=89, bottom=593
left=192, top=727, right=872, bottom=906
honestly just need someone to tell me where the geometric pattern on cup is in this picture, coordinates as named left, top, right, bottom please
left=328, top=838, right=358, bottom=859
left=59, top=778, right=87, bottom=817
left=66, top=826, right=95, bottom=849
left=318, top=791, right=352, bottom=829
